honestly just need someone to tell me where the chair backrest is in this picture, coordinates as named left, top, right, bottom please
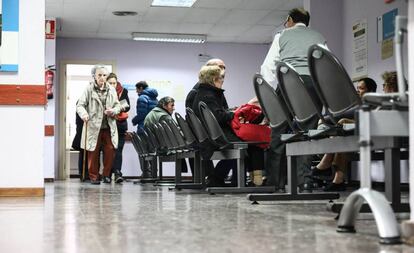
left=185, top=107, right=209, bottom=144
left=198, top=102, right=229, bottom=147
left=146, top=126, right=161, bottom=150
left=253, top=74, right=294, bottom=131
left=308, top=44, right=361, bottom=118
left=164, top=119, right=187, bottom=148
left=276, top=61, right=322, bottom=130
left=156, top=122, right=176, bottom=150
left=130, top=132, right=143, bottom=154
left=131, top=132, right=147, bottom=155
left=175, top=112, right=197, bottom=146
left=151, top=123, right=169, bottom=149
left=142, top=129, right=156, bottom=153
left=161, top=120, right=182, bottom=149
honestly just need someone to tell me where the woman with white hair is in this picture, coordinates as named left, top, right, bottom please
left=76, top=65, right=121, bottom=184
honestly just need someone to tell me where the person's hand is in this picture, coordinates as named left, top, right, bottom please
left=82, top=115, right=89, bottom=122
left=104, top=108, right=115, bottom=117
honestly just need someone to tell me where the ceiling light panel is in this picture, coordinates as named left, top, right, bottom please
left=151, top=0, right=197, bottom=7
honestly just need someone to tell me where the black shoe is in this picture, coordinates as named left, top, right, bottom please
left=90, top=180, right=101, bottom=185
left=114, top=170, right=124, bottom=183
left=310, top=166, right=332, bottom=178
left=115, top=175, right=124, bottom=184
left=206, top=176, right=226, bottom=187
left=323, top=182, right=346, bottom=192
left=102, top=176, right=111, bottom=184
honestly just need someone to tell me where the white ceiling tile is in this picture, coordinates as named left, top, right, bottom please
left=238, top=0, right=286, bottom=11
left=46, top=3, right=64, bottom=18
left=48, top=0, right=300, bottom=43
left=257, top=10, right=288, bottom=26
left=182, top=8, right=229, bottom=24
left=208, top=24, right=250, bottom=37
left=98, top=20, right=141, bottom=33
left=134, top=22, right=182, bottom=33
left=106, top=0, right=152, bottom=12
left=220, top=10, right=271, bottom=25
left=193, top=0, right=243, bottom=9
left=143, top=7, right=190, bottom=22
left=60, top=18, right=100, bottom=32
left=177, top=23, right=214, bottom=34
left=63, top=3, right=106, bottom=19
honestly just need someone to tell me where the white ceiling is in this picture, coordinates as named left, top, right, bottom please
left=46, top=0, right=303, bottom=44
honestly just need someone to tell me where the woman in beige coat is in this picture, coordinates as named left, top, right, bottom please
left=76, top=65, right=121, bottom=184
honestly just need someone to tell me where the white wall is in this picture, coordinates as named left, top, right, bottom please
left=0, top=0, right=45, bottom=188
left=44, top=18, right=57, bottom=179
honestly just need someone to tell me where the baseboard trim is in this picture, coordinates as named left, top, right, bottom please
left=0, top=188, right=45, bottom=197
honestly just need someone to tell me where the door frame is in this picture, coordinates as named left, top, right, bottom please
left=56, top=60, right=116, bottom=180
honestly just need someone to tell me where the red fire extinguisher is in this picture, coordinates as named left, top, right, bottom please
left=45, top=65, right=55, bottom=99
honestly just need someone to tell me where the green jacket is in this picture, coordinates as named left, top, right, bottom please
left=144, top=106, right=172, bottom=129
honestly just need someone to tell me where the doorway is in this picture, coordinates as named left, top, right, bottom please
left=57, top=61, right=115, bottom=180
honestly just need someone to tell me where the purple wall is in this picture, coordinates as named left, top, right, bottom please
left=57, top=38, right=269, bottom=176
left=57, top=38, right=268, bottom=111
left=306, top=0, right=344, bottom=62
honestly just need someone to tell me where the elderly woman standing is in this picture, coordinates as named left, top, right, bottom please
left=77, top=65, right=121, bottom=185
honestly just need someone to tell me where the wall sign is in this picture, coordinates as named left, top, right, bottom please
left=0, top=0, right=19, bottom=72
left=352, top=19, right=368, bottom=81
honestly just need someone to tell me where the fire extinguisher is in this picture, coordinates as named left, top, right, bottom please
left=45, top=65, right=55, bottom=99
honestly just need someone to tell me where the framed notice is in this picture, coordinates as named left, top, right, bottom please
left=0, top=0, right=19, bottom=72
left=351, top=19, right=368, bottom=81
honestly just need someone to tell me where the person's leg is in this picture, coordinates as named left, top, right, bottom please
left=113, top=132, right=125, bottom=183
left=266, top=125, right=289, bottom=189
left=316, top=154, right=334, bottom=169
left=102, top=129, right=116, bottom=183
left=247, top=145, right=265, bottom=186
left=88, top=131, right=103, bottom=183
left=324, top=153, right=348, bottom=191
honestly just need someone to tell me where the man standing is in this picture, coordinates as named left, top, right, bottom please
left=261, top=8, right=326, bottom=191
left=132, top=81, right=158, bottom=134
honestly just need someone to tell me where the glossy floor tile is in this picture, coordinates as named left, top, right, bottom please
left=0, top=180, right=412, bottom=253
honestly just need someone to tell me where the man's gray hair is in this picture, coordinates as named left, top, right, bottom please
left=91, top=65, right=109, bottom=76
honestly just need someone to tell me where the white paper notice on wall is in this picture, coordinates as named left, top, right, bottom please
left=352, top=19, right=368, bottom=81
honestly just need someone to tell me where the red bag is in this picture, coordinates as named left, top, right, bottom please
left=231, top=104, right=270, bottom=149
left=116, top=112, right=128, bottom=121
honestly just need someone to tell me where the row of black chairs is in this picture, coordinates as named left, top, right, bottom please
left=249, top=44, right=408, bottom=202
left=130, top=101, right=275, bottom=193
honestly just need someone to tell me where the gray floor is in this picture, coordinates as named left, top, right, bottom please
left=0, top=180, right=412, bottom=253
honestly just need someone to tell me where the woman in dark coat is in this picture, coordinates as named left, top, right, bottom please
left=191, top=65, right=264, bottom=186
left=72, top=107, right=89, bottom=181
left=107, top=73, right=130, bottom=183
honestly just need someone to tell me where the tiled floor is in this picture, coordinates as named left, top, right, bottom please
left=0, top=180, right=412, bottom=253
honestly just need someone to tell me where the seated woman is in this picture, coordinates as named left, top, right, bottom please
left=382, top=71, right=398, bottom=93
left=312, top=77, right=378, bottom=191
left=192, top=65, right=264, bottom=186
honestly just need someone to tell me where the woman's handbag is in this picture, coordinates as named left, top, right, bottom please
left=116, top=111, right=128, bottom=121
